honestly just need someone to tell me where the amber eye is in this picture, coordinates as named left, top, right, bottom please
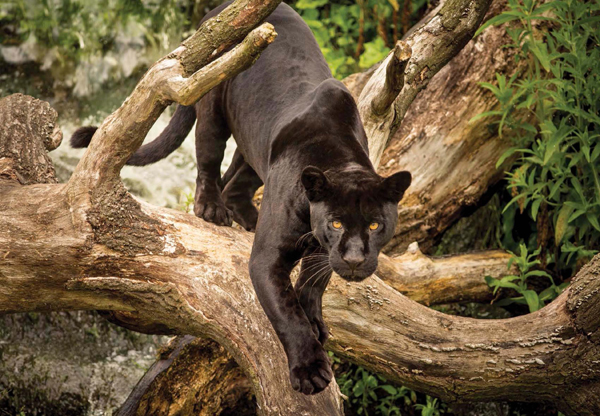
left=369, top=222, right=380, bottom=231
left=332, top=221, right=343, bottom=229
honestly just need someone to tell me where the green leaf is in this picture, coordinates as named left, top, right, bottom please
left=475, top=14, right=521, bottom=36
left=591, top=144, right=600, bottom=162
left=549, top=177, right=566, bottom=200
left=522, top=290, right=541, bottom=312
left=496, top=147, right=520, bottom=168
left=295, top=0, right=328, bottom=9
left=587, top=212, right=600, bottom=232
left=470, top=110, right=503, bottom=123
left=380, top=385, right=398, bottom=395
left=523, top=270, right=552, bottom=278
left=538, top=286, right=558, bottom=301
left=555, top=204, right=574, bottom=245
left=571, top=177, right=586, bottom=203
left=531, top=198, right=542, bottom=221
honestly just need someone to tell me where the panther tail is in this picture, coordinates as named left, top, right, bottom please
left=70, top=105, right=197, bottom=166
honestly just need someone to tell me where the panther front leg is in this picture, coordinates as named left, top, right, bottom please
left=295, top=246, right=332, bottom=345
left=249, top=212, right=332, bottom=395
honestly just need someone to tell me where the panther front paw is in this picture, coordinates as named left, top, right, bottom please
left=289, top=345, right=333, bottom=395
left=194, top=200, right=233, bottom=226
left=310, top=316, right=329, bottom=346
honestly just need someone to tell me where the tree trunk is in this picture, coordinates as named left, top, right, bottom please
left=345, top=0, right=516, bottom=255
left=2, top=90, right=600, bottom=415
left=117, top=242, right=516, bottom=415
left=118, top=336, right=255, bottom=416
left=6, top=0, right=599, bottom=414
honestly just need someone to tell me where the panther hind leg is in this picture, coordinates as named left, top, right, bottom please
left=221, top=149, right=263, bottom=232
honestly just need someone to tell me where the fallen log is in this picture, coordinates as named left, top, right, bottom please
left=8, top=0, right=597, bottom=413
left=2, top=92, right=600, bottom=414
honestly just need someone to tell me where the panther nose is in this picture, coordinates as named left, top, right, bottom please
left=343, top=253, right=365, bottom=270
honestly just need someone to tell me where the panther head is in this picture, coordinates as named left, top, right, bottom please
left=301, top=165, right=411, bottom=281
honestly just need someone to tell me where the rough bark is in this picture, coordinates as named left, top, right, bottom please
left=377, top=242, right=516, bottom=305
left=324, top=257, right=600, bottom=416
left=346, top=0, right=517, bottom=255
left=0, top=0, right=343, bottom=412
left=2, top=140, right=600, bottom=415
left=118, top=244, right=515, bottom=415
left=118, top=336, right=255, bottom=416
left=5, top=0, right=593, bottom=413
left=2, top=94, right=600, bottom=415
left=0, top=93, right=62, bottom=185
left=357, top=0, right=493, bottom=168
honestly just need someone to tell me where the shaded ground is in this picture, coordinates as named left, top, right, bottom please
left=0, top=311, right=169, bottom=415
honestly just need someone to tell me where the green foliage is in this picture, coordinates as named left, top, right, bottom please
left=292, top=0, right=427, bottom=78
left=331, top=352, right=446, bottom=416
left=414, top=396, right=444, bottom=416
left=178, top=190, right=195, bottom=213
left=476, top=0, right=600, bottom=271
left=486, top=243, right=568, bottom=312
left=1, top=0, right=190, bottom=67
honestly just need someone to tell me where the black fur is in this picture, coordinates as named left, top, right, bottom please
left=70, top=126, right=98, bottom=148
left=70, top=105, right=196, bottom=166
left=73, top=3, right=411, bottom=395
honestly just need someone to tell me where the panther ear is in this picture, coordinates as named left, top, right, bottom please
left=301, top=166, right=330, bottom=201
left=380, top=171, right=411, bottom=203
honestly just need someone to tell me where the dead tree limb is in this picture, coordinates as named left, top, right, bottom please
left=118, top=336, right=254, bottom=416
left=345, top=0, right=518, bottom=254
left=0, top=88, right=343, bottom=414
left=358, top=0, right=493, bottom=168
left=5, top=0, right=593, bottom=413
left=377, top=243, right=516, bottom=305
left=322, top=257, right=600, bottom=415
left=1, top=105, right=600, bottom=414
left=115, top=242, right=515, bottom=415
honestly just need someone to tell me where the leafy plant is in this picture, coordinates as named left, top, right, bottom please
left=292, top=0, right=428, bottom=78
left=338, top=365, right=419, bottom=415
left=178, top=190, right=195, bottom=213
left=486, top=243, right=568, bottom=312
left=1, top=0, right=190, bottom=79
left=414, top=396, right=445, bottom=416
left=332, top=351, right=449, bottom=416
left=475, top=0, right=600, bottom=272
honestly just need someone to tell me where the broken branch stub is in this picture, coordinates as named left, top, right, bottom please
left=370, top=41, right=412, bottom=117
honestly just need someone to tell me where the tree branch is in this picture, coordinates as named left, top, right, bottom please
left=358, top=0, right=493, bottom=167
left=1, top=163, right=599, bottom=414
left=3, top=0, right=593, bottom=412
left=163, top=24, right=277, bottom=106
left=67, top=20, right=276, bottom=201
left=344, top=0, right=518, bottom=254
left=377, top=243, right=516, bottom=305
left=370, top=41, right=412, bottom=117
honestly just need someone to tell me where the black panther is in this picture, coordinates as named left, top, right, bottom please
left=71, top=2, right=411, bottom=395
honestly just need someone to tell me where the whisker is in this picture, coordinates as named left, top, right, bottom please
left=311, top=267, right=332, bottom=290
left=295, top=231, right=315, bottom=248
left=299, top=260, right=330, bottom=275
left=293, top=252, right=327, bottom=267
left=298, top=263, right=332, bottom=293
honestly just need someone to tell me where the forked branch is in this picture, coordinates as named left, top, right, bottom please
left=359, top=0, right=493, bottom=167
left=67, top=19, right=277, bottom=199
